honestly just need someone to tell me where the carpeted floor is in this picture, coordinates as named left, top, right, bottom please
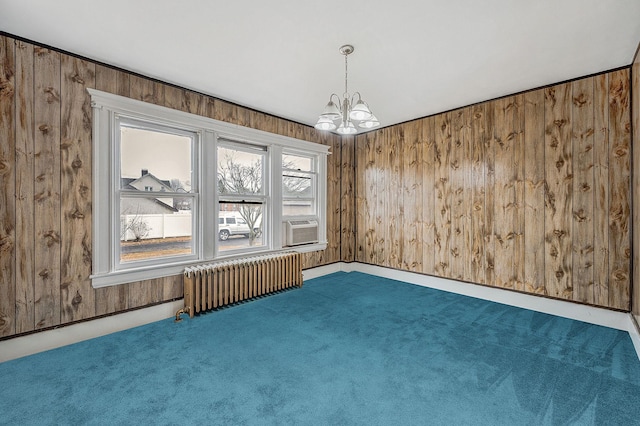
left=1, top=272, right=639, bottom=425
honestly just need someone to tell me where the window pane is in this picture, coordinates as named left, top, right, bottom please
left=217, top=147, right=264, bottom=195
left=120, top=196, right=193, bottom=262
left=283, top=171, right=312, bottom=198
left=217, top=204, right=264, bottom=252
left=283, top=200, right=314, bottom=216
left=283, top=154, right=312, bottom=172
left=121, top=125, right=192, bottom=193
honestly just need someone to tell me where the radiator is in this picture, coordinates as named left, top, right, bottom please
left=181, top=252, right=302, bottom=318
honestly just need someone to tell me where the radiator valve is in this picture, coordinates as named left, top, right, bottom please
left=174, top=307, right=190, bottom=323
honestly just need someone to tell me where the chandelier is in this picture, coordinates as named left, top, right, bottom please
left=315, top=44, right=379, bottom=135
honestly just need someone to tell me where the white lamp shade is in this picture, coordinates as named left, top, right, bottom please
left=358, top=114, right=380, bottom=129
left=349, top=100, right=373, bottom=121
left=315, top=116, right=337, bottom=131
left=320, top=100, right=341, bottom=120
left=336, top=121, right=357, bottom=135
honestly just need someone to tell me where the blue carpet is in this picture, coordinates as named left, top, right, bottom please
left=1, top=272, right=639, bottom=425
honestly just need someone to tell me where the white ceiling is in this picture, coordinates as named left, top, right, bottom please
left=2, top=1, right=639, bottom=130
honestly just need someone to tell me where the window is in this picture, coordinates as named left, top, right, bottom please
left=89, top=89, right=329, bottom=287
left=117, top=118, right=197, bottom=266
left=217, top=142, right=267, bottom=254
left=282, top=153, right=316, bottom=217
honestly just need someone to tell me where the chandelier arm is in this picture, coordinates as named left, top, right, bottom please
left=330, top=93, right=342, bottom=112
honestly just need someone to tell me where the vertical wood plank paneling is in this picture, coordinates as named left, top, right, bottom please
left=375, top=129, right=387, bottom=266
left=364, top=132, right=376, bottom=264
left=60, top=56, right=95, bottom=322
left=434, top=112, right=451, bottom=278
left=493, top=97, right=516, bottom=289
left=162, top=274, right=183, bottom=301
left=571, top=77, right=595, bottom=304
left=341, top=135, right=355, bottom=262
left=164, top=85, right=188, bottom=112
left=389, top=126, right=402, bottom=268
left=633, top=52, right=640, bottom=317
left=402, top=122, right=421, bottom=271
left=15, top=40, right=35, bottom=333
left=470, top=104, right=485, bottom=284
left=450, top=109, right=465, bottom=280
left=129, top=75, right=165, bottom=105
left=94, top=65, right=129, bottom=316
left=524, top=89, right=546, bottom=294
left=355, top=133, right=366, bottom=263
left=513, top=95, right=525, bottom=292
left=421, top=116, right=435, bottom=275
left=0, top=36, right=16, bottom=336
left=327, top=133, right=341, bottom=264
left=462, top=107, right=474, bottom=282
left=33, top=47, right=61, bottom=328
left=484, top=105, right=496, bottom=286
left=607, top=69, right=631, bottom=310
left=544, top=83, right=573, bottom=300
left=593, top=74, right=610, bottom=307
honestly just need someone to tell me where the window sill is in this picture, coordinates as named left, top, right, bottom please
left=91, top=242, right=327, bottom=288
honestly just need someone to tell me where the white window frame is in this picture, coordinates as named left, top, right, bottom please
left=282, top=150, right=318, bottom=221
left=89, top=89, right=329, bottom=288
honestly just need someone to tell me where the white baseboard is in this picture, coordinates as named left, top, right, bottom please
left=0, top=300, right=183, bottom=363
left=305, top=262, right=640, bottom=361
left=2, top=263, right=638, bottom=362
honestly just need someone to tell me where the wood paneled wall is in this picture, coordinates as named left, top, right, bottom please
left=633, top=46, right=640, bottom=321
left=0, top=35, right=344, bottom=338
left=354, top=70, right=632, bottom=310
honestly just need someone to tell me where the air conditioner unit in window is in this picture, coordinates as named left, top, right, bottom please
left=285, top=220, right=319, bottom=246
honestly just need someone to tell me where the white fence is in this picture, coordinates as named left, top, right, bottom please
left=121, top=213, right=191, bottom=241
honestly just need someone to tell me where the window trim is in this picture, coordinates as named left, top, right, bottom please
left=89, top=89, right=329, bottom=288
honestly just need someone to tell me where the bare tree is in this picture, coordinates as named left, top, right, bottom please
left=217, top=154, right=263, bottom=244
left=121, top=206, right=152, bottom=242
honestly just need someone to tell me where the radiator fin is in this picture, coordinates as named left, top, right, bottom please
left=183, top=252, right=302, bottom=318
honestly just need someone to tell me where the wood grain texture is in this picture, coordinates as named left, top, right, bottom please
left=484, top=105, right=496, bottom=286
left=129, top=75, right=164, bottom=105
left=470, top=104, right=485, bottom=284
left=571, top=78, right=595, bottom=304
left=544, top=83, right=573, bottom=300
left=341, top=135, right=355, bottom=262
left=513, top=95, right=525, bottom=292
left=523, top=90, right=546, bottom=294
left=364, top=132, right=377, bottom=264
left=33, top=47, right=61, bottom=329
left=60, top=55, right=95, bottom=322
left=593, top=74, right=610, bottom=307
left=94, top=65, right=129, bottom=317
left=462, top=107, right=474, bottom=282
left=607, top=69, right=631, bottom=310
left=421, top=117, right=436, bottom=275
left=402, top=121, right=422, bottom=271
left=326, top=133, right=341, bottom=264
left=355, top=133, right=366, bottom=263
left=0, top=37, right=16, bottom=336
left=493, top=97, right=517, bottom=289
left=450, top=109, right=465, bottom=280
left=434, top=112, right=451, bottom=278
left=388, top=126, right=402, bottom=269
left=15, top=40, right=35, bottom=333
left=633, top=50, right=640, bottom=316
left=375, top=129, right=387, bottom=266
